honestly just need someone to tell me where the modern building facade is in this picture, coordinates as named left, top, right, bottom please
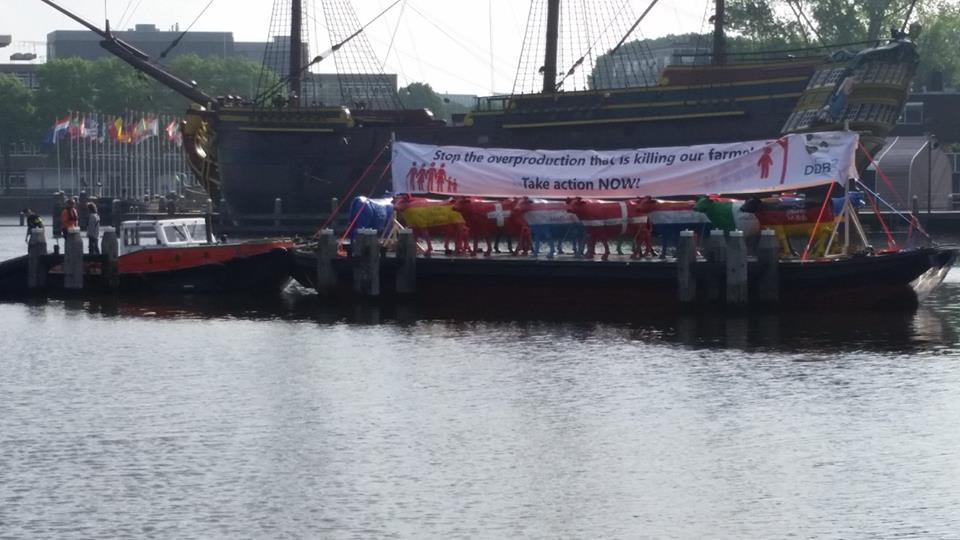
left=47, top=25, right=236, bottom=61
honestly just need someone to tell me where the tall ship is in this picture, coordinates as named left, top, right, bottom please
left=41, top=0, right=920, bottom=217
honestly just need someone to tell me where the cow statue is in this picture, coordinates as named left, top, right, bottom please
left=512, top=197, right=586, bottom=258
left=565, top=197, right=651, bottom=260
left=347, top=196, right=395, bottom=240
left=392, top=194, right=470, bottom=256
left=740, top=193, right=851, bottom=257
left=692, top=196, right=761, bottom=236
left=451, top=196, right=520, bottom=256
left=633, top=197, right=713, bottom=257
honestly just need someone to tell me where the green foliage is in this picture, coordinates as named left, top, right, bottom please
left=914, top=1, right=960, bottom=88
left=167, top=54, right=275, bottom=102
left=0, top=74, right=35, bottom=187
left=22, top=54, right=275, bottom=138
left=399, top=82, right=445, bottom=118
left=34, top=58, right=97, bottom=129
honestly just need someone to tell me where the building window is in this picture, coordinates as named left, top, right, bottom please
left=5, top=172, right=26, bottom=189
left=899, top=102, right=923, bottom=124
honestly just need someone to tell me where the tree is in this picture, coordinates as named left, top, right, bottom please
left=34, top=58, right=97, bottom=133
left=90, top=58, right=161, bottom=115
left=399, top=82, right=445, bottom=118
left=914, top=2, right=960, bottom=88
left=0, top=74, right=35, bottom=191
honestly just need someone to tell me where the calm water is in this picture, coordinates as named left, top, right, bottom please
left=2, top=215, right=960, bottom=538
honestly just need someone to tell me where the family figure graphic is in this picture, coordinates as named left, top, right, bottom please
left=406, top=161, right=459, bottom=193
left=757, top=137, right=791, bottom=183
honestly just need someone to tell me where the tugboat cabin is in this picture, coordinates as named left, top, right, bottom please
left=119, top=218, right=211, bottom=255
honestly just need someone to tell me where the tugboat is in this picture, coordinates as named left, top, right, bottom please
left=0, top=217, right=294, bottom=296
left=112, top=217, right=294, bottom=294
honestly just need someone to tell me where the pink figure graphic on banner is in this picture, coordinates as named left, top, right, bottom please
left=450, top=178, right=458, bottom=193
left=406, top=161, right=419, bottom=192
left=416, top=163, right=427, bottom=191
left=758, top=147, right=774, bottom=179
left=435, top=164, right=448, bottom=193
left=426, top=162, right=438, bottom=191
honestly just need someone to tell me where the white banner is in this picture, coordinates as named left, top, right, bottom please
left=391, top=131, right=858, bottom=198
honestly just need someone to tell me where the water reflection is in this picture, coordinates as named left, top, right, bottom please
left=10, top=281, right=955, bottom=354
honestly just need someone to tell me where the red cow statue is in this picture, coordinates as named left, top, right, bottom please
left=451, top=197, right=520, bottom=256
left=565, top=197, right=652, bottom=260
left=392, top=194, right=470, bottom=256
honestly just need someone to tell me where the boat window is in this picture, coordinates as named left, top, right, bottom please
left=163, top=225, right=190, bottom=243
left=184, top=222, right=207, bottom=242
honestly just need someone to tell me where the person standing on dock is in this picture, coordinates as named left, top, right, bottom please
left=24, top=209, right=43, bottom=243
left=59, top=198, right=79, bottom=238
left=86, top=203, right=101, bottom=255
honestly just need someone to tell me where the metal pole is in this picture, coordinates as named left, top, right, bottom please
left=927, top=133, right=933, bottom=216
left=56, top=136, right=62, bottom=192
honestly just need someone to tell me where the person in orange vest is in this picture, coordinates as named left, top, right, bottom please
left=59, top=198, right=79, bottom=238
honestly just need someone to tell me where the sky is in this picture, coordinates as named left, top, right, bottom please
left=5, top=0, right=713, bottom=95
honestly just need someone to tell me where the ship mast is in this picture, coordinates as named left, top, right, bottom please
left=542, top=0, right=560, bottom=93
left=289, top=0, right=303, bottom=105
left=712, top=0, right=726, bottom=65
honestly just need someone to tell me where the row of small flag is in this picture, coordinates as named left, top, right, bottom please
left=44, top=113, right=182, bottom=146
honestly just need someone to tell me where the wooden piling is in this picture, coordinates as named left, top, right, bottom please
left=315, top=229, right=338, bottom=297
left=353, top=228, right=380, bottom=297
left=396, top=228, right=417, bottom=295
left=274, top=197, right=283, bottom=228
left=756, top=229, right=779, bottom=303
left=64, top=228, right=84, bottom=290
left=725, top=230, right=748, bottom=305
left=101, top=227, right=119, bottom=291
left=677, top=230, right=697, bottom=304
left=330, top=197, right=339, bottom=227
left=704, top=229, right=726, bottom=303
left=27, top=229, right=47, bottom=290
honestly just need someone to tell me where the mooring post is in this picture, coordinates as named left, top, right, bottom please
left=396, top=228, right=417, bottom=295
left=315, top=229, right=339, bottom=297
left=64, top=227, right=84, bottom=290
left=274, top=197, right=283, bottom=228
left=677, top=229, right=697, bottom=304
left=756, top=229, right=779, bottom=303
left=353, top=228, right=380, bottom=297
left=726, top=230, right=748, bottom=305
left=101, top=227, right=119, bottom=291
left=704, top=229, right=726, bottom=303
left=27, top=229, right=48, bottom=290
left=111, top=199, right=122, bottom=230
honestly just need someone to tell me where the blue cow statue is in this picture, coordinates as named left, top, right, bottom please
left=347, top=196, right=395, bottom=239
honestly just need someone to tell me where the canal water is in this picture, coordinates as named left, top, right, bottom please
left=1, top=215, right=959, bottom=538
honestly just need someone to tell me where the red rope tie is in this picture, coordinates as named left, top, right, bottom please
left=336, top=159, right=396, bottom=253
left=801, top=182, right=835, bottom=261
left=863, top=188, right=897, bottom=251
